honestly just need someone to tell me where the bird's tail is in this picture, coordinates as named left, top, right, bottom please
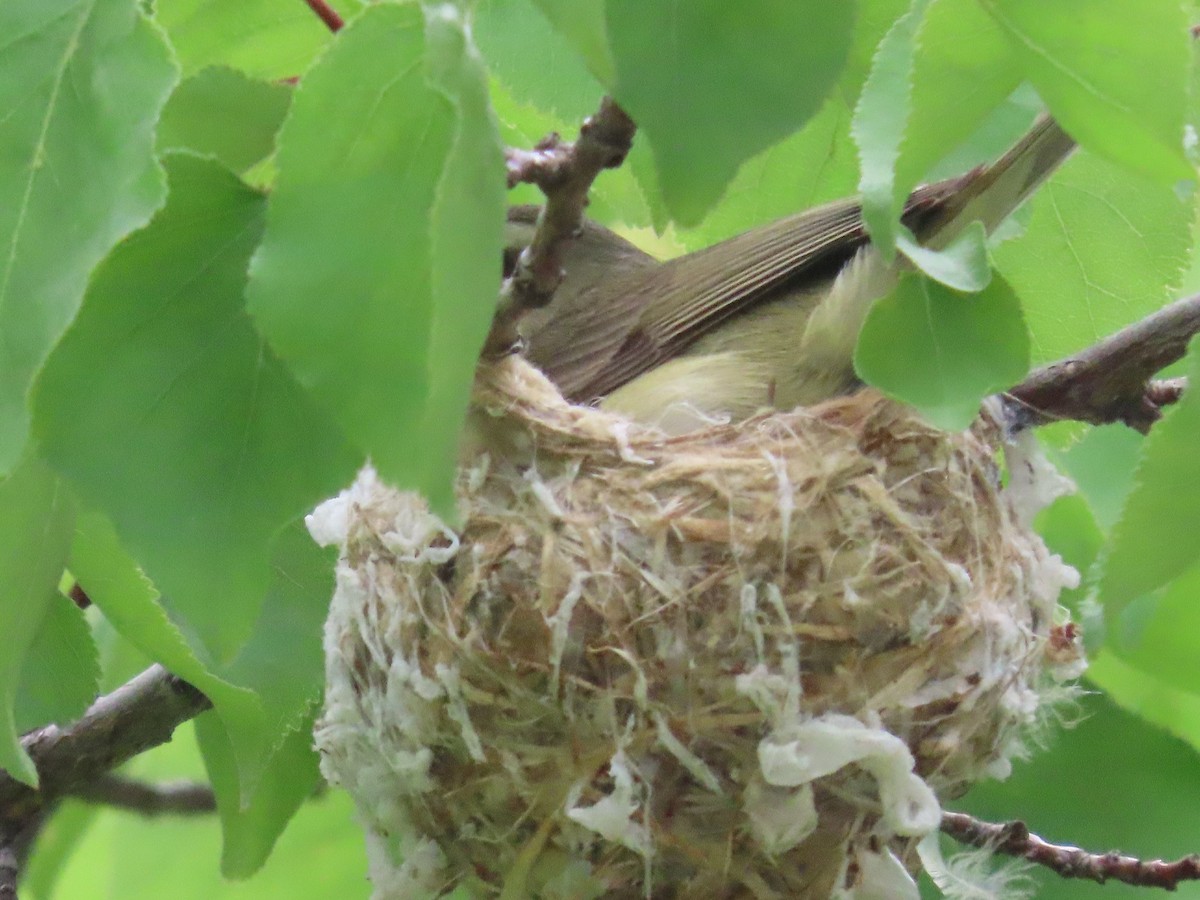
left=795, top=115, right=1077, bottom=396
left=920, top=114, right=1077, bottom=248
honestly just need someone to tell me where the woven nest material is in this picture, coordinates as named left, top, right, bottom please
left=312, top=356, right=1085, bottom=900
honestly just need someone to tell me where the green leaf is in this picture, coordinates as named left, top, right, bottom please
left=0, top=455, right=75, bottom=785
left=1049, top=425, right=1144, bottom=533
left=155, top=0, right=366, bottom=80
left=1034, top=492, right=1103, bottom=614
left=896, top=221, right=991, bottom=292
left=68, top=509, right=334, bottom=804
left=422, top=6, right=508, bottom=513
left=196, top=708, right=321, bottom=879
left=474, top=0, right=604, bottom=125
left=0, top=0, right=177, bottom=474
left=247, top=4, right=504, bottom=516
left=1110, top=562, right=1200, bottom=700
left=49, top=723, right=370, bottom=900
left=959, top=689, right=1200, bottom=898
left=605, top=1, right=855, bottom=226
left=1090, top=650, right=1200, bottom=756
left=66, top=510, right=264, bottom=778
left=14, top=595, right=99, bottom=734
left=853, top=0, right=934, bottom=254
left=672, top=0, right=907, bottom=248
left=23, top=799, right=98, bottom=900
left=856, top=270, right=1029, bottom=430
left=33, top=154, right=359, bottom=662
left=214, top=520, right=337, bottom=799
left=994, top=152, right=1193, bottom=365
left=1098, top=342, right=1200, bottom=627
left=981, top=0, right=1193, bottom=184
left=895, top=0, right=1022, bottom=206
left=157, top=67, right=293, bottom=174
left=528, top=0, right=614, bottom=85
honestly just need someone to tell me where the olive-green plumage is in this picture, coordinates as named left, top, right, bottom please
left=513, top=117, right=1077, bottom=434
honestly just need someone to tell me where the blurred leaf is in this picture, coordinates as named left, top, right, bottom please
left=157, top=67, right=292, bottom=173
left=1090, top=650, right=1200, bottom=756
left=897, top=222, right=991, bottom=292
left=247, top=3, right=503, bottom=516
left=23, top=800, right=98, bottom=900
left=422, top=5, right=509, bottom=513
left=68, top=509, right=254, bottom=716
left=155, top=0, right=366, bottom=80
left=0, top=0, right=176, bottom=474
left=46, top=721, right=369, bottom=900
left=474, top=0, right=603, bottom=124
left=897, top=0, right=1023, bottom=199
left=196, top=708, right=321, bottom=879
left=14, top=596, right=98, bottom=733
left=853, top=0, right=933, bottom=254
left=1109, top=561, right=1200, bottom=701
left=682, top=0, right=906, bottom=247
left=1033, top=491, right=1102, bottom=614
left=0, top=455, right=74, bottom=785
left=68, top=510, right=331, bottom=808
left=668, top=0, right=907, bottom=248
left=995, top=152, right=1193, bottom=365
left=605, top=1, right=855, bottom=226
left=214, top=520, right=338, bottom=800
left=1049, top=425, right=1144, bottom=533
left=981, top=0, right=1192, bottom=184
left=679, top=101, right=861, bottom=249
left=956, top=690, right=1200, bottom=899
left=856, top=270, right=1029, bottom=429
left=1098, top=343, right=1200, bottom=627
left=528, top=0, right=613, bottom=85
left=34, top=154, right=358, bottom=663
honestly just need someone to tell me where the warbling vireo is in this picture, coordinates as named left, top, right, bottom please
left=510, top=116, right=1076, bottom=434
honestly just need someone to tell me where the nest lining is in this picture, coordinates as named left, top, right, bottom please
left=313, top=356, right=1084, bottom=899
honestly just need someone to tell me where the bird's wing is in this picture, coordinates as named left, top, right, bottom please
left=533, top=180, right=960, bottom=402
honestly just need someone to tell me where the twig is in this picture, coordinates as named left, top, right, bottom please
left=0, top=846, right=14, bottom=899
left=0, top=666, right=211, bottom=818
left=302, top=0, right=343, bottom=33
left=73, top=775, right=215, bottom=817
left=941, top=811, right=1200, bottom=890
left=0, top=667, right=210, bottom=894
left=0, top=806, right=49, bottom=900
left=1004, top=291, right=1200, bottom=433
left=484, top=96, right=637, bottom=355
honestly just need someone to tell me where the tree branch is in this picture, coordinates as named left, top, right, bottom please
left=301, top=0, right=343, bottom=33
left=0, top=667, right=210, bottom=895
left=942, top=811, right=1200, bottom=890
left=484, top=96, right=637, bottom=355
left=73, top=774, right=215, bottom=817
left=0, top=666, right=210, bottom=818
left=1004, top=291, right=1200, bottom=433
left=0, top=847, right=14, bottom=900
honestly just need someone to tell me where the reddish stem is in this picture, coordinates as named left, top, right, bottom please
left=303, top=0, right=344, bottom=33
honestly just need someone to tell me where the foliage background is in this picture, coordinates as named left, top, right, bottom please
left=3, top=0, right=1200, bottom=897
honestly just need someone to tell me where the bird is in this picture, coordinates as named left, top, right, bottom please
left=510, top=116, right=1077, bottom=434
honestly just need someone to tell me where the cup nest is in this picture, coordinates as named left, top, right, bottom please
left=311, top=356, right=1084, bottom=899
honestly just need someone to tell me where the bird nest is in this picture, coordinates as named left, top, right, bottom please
left=311, top=355, right=1084, bottom=899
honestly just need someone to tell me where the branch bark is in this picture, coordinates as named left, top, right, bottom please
left=0, top=666, right=210, bottom=894
left=0, top=666, right=210, bottom=830
left=1005, top=291, right=1200, bottom=432
left=73, top=775, right=216, bottom=817
left=301, top=0, right=343, bottom=33
left=485, top=96, right=637, bottom=355
left=942, top=811, right=1200, bottom=890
